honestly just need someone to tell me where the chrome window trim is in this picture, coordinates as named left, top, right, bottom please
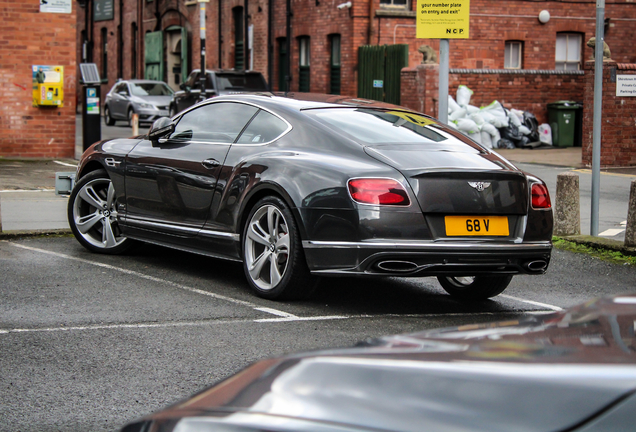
left=171, top=98, right=293, bottom=147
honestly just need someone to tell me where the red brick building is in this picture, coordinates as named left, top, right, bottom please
left=0, top=0, right=77, bottom=158
left=72, top=0, right=636, bottom=167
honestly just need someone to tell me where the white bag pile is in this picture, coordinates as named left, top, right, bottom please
left=447, top=85, right=548, bottom=149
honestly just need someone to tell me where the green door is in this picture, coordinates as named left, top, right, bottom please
left=145, top=31, right=164, bottom=81
left=357, top=44, right=408, bottom=104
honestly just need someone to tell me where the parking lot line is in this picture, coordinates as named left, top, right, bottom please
left=500, top=294, right=563, bottom=311
left=8, top=242, right=289, bottom=317
left=0, top=311, right=549, bottom=335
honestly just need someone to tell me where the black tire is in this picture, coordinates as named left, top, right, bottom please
left=437, top=275, right=513, bottom=301
left=127, top=108, right=134, bottom=126
left=242, top=196, right=316, bottom=300
left=67, top=169, right=135, bottom=255
left=104, top=106, right=115, bottom=125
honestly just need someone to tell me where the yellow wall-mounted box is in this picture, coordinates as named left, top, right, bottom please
left=32, top=65, right=64, bottom=107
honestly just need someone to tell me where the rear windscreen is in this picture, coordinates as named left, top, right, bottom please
left=215, top=74, right=267, bottom=91
left=307, top=108, right=449, bottom=144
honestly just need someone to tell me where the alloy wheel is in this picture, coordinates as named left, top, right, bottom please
left=72, top=177, right=127, bottom=250
left=244, top=204, right=290, bottom=291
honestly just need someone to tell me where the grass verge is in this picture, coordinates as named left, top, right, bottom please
left=553, top=236, right=636, bottom=266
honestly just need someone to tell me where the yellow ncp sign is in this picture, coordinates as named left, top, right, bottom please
left=416, top=0, right=470, bottom=39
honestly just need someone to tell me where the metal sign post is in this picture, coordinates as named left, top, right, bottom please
left=199, top=0, right=208, bottom=102
left=591, top=0, right=605, bottom=236
left=416, top=0, right=470, bottom=124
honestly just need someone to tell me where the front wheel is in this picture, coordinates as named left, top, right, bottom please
left=242, top=196, right=316, bottom=300
left=67, top=169, right=135, bottom=255
left=437, top=275, right=513, bottom=301
left=104, top=106, right=115, bottom=125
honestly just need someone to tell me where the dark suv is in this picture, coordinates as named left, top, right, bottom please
left=169, top=69, right=268, bottom=116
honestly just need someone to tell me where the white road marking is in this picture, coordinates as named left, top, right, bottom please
left=599, top=228, right=625, bottom=237
left=500, top=294, right=563, bottom=311
left=0, top=311, right=553, bottom=335
left=8, top=243, right=289, bottom=317
left=254, top=307, right=298, bottom=318
left=0, top=189, right=55, bottom=193
left=53, top=160, right=78, bottom=168
left=620, top=220, right=627, bottom=227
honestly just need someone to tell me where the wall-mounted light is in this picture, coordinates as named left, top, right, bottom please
left=538, top=10, right=550, bottom=24
left=337, top=1, right=352, bottom=9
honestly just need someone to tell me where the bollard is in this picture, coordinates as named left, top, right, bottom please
left=625, top=179, right=636, bottom=247
left=132, top=113, right=139, bottom=136
left=554, top=172, right=581, bottom=237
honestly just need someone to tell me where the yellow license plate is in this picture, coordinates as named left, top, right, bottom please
left=445, top=216, right=509, bottom=236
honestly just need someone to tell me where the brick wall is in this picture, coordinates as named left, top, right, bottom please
left=0, top=0, right=77, bottom=158
left=582, top=61, right=636, bottom=167
left=401, top=65, right=584, bottom=124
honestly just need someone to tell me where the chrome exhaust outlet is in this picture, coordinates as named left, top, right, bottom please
left=526, top=260, right=548, bottom=272
left=376, top=260, right=419, bottom=273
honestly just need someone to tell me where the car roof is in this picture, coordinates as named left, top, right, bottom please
left=211, top=92, right=427, bottom=114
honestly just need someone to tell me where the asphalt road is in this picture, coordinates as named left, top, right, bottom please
left=1, top=236, right=635, bottom=432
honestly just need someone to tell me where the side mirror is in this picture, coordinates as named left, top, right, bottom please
left=148, top=117, right=175, bottom=143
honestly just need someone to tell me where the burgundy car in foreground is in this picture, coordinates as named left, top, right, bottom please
left=120, top=294, right=636, bottom=432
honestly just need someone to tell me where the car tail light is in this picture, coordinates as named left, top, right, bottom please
left=348, top=178, right=410, bottom=206
left=531, top=183, right=551, bottom=209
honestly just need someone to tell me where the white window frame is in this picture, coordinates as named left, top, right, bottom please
left=379, top=0, right=408, bottom=8
left=556, top=33, right=582, bottom=71
left=504, top=41, right=522, bottom=69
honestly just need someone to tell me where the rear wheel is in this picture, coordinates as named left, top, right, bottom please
left=437, top=275, right=513, bottom=301
left=68, top=169, right=135, bottom=255
left=242, top=196, right=316, bottom=300
left=127, top=108, right=134, bottom=126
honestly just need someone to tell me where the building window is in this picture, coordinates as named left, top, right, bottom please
left=131, top=23, right=138, bottom=79
left=278, top=38, right=288, bottom=91
left=380, top=0, right=408, bottom=7
left=556, top=33, right=582, bottom=70
left=329, top=34, right=341, bottom=95
left=298, top=36, right=310, bottom=92
left=504, top=41, right=522, bottom=69
left=233, top=7, right=244, bottom=70
left=101, top=27, right=108, bottom=80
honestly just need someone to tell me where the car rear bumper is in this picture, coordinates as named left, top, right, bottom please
left=303, top=240, right=552, bottom=277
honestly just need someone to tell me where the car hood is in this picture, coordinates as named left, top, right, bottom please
left=131, top=95, right=172, bottom=106
left=136, top=294, right=636, bottom=432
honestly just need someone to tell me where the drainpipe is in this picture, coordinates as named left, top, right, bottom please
left=244, top=0, right=249, bottom=70
left=285, top=0, right=291, bottom=92
left=268, top=0, right=273, bottom=89
left=118, top=0, right=123, bottom=78
left=218, top=0, right=222, bottom=68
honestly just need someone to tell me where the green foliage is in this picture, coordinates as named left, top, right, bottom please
left=553, top=237, right=636, bottom=266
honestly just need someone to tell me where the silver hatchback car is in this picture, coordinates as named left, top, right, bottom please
left=104, top=80, right=173, bottom=125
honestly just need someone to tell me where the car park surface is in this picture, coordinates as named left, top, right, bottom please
left=1, top=235, right=636, bottom=432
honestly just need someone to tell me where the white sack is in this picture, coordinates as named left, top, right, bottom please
left=511, top=108, right=525, bottom=124
left=466, top=105, right=480, bottom=114
left=480, top=123, right=501, bottom=149
left=448, top=96, right=461, bottom=113
left=456, top=118, right=479, bottom=134
left=456, top=85, right=473, bottom=106
left=449, top=108, right=467, bottom=122
left=480, top=131, right=493, bottom=148
left=508, top=110, right=522, bottom=127
left=538, top=124, right=552, bottom=145
left=480, top=101, right=509, bottom=127
left=468, top=132, right=482, bottom=144
left=518, top=125, right=532, bottom=135
left=470, top=113, right=485, bottom=127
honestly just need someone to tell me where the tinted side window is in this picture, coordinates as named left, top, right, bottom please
left=170, top=102, right=258, bottom=143
left=237, top=110, right=289, bottom=144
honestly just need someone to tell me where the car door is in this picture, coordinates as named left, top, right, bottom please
left=111, top=83, right=131, bottom=119
left=124, top=102, right=259, bottom=237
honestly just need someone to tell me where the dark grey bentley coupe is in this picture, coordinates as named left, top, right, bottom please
left=68, top=93, right=553, bottom=300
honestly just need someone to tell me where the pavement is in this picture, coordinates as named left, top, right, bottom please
left=0, top=120, right=634, bottom=255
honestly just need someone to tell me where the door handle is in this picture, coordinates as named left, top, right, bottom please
left=201, top=158, right=220, bottom=169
